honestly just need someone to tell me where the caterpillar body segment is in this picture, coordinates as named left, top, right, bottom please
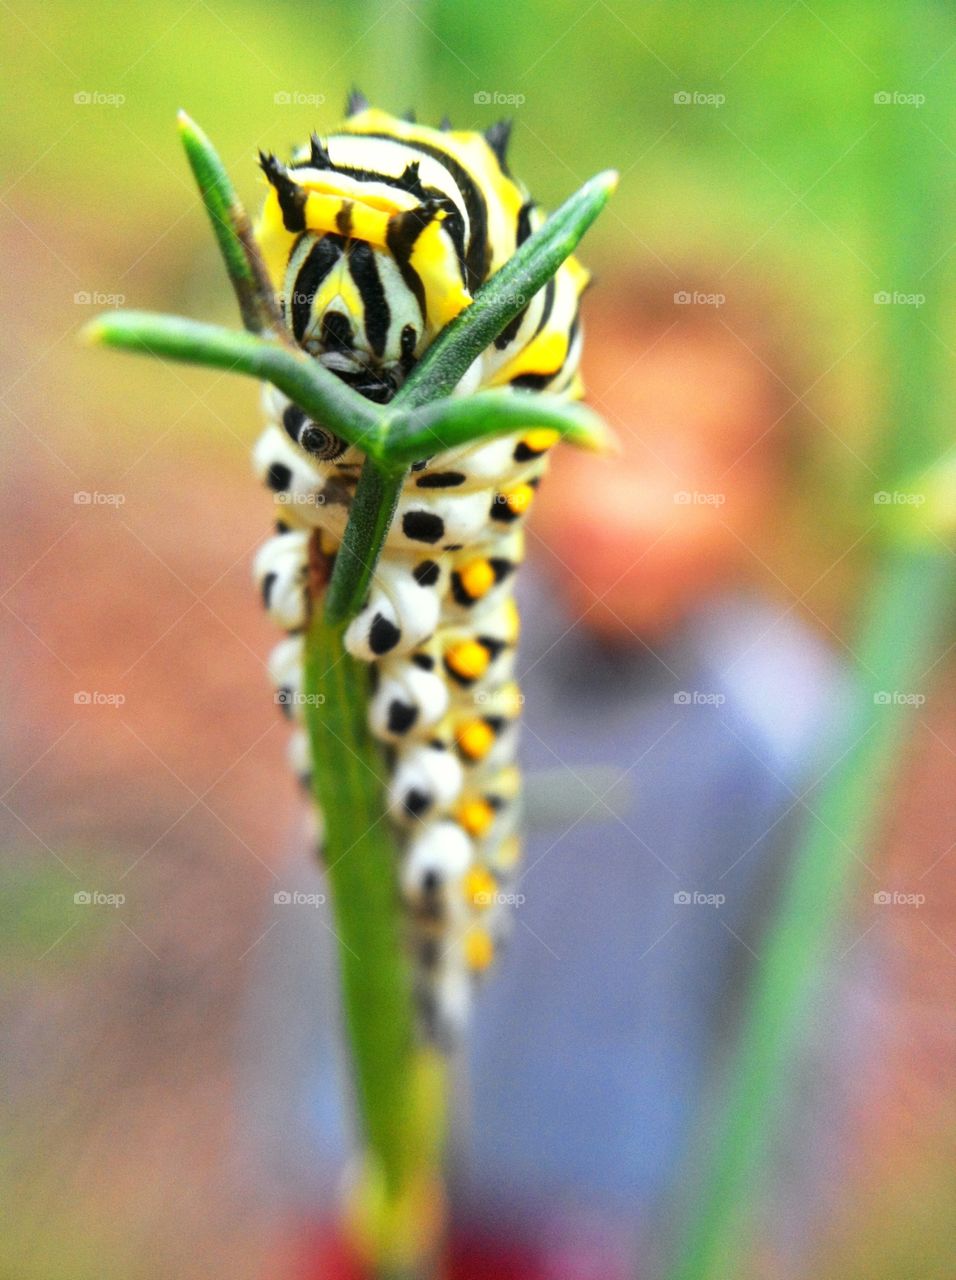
left=252, top=101, right=587, bottom=1045
left=344, top=554, right=450, bottom=661
left=367, top=653, right=451, bottom=744
left=253, top=528, right=309, bottom=632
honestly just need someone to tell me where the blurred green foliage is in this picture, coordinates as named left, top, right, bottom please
left=6, top=0, right=954, bottom=477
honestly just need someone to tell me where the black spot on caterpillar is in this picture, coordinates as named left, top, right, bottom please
left=416, top=471, right=466, bottom=489
left=413, top=560, right=441, bottom=587
left=387, top=700, right=419, bottom=734
left=369, top=613, right=401, bottom=655
left=404, top=788, right=431, bottom=818
left=403, top=510, right=445, bottom=543
left=267, top=463, right=292, bottom=493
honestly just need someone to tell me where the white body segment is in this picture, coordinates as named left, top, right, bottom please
left=252, top=389, right=557, bottom=1042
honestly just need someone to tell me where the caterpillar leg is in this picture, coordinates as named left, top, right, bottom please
left=251, top=424, right=352, bottom=538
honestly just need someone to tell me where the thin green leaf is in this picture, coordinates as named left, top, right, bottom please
left=324, top=461, right=406, bottom=625
left=383, top=389, right=618, bottom=467
left=178, top=110, right=285, bottom=337
left=664, top=550, right=952, bottom=1280
left=83, top=311, right=382, bottom=447
left=392, top=170, right=618, bottom=410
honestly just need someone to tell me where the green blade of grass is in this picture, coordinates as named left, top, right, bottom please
left=663, top=9, right=954, bottom=1277
left=664, top=548, right=953, bottom=1280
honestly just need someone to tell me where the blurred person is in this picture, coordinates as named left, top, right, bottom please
left=241, top=274, right=861, bottom=1278
left=449, top=276, right=852, bottom=1272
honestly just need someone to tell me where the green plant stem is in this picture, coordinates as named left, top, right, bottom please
left=305, top=609, right=449, bottom=1280
left=303, top=611, right=417, bottom=1194
left=325, top=461, right=406, bottom=625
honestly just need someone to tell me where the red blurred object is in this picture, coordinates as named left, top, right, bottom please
left=288, top=1223, right=631, bottom=1280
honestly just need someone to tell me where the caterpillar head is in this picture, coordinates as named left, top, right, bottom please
left=281, top=230, right=423, bottom=404
left=258, top=132, right=474, bottom=403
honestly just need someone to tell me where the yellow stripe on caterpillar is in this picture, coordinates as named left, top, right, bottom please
left=407, top=213, right=473, bottom=327
left=489, top=328, right=569, bottom=386
left=312, top=270, right=364, bottom=323
left=492, top=482, right=537, bottom=522
left=462, top=865, right=497, bottom=906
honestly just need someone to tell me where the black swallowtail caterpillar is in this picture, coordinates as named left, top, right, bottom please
left=252, top=93, right=589, bottom=1044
